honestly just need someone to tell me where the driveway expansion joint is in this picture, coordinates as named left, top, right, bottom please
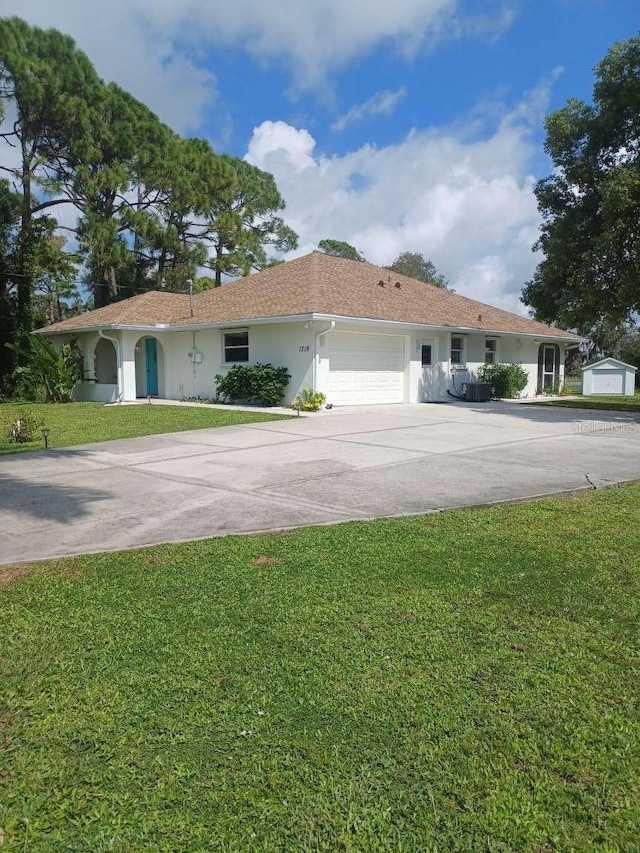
left=2, top=404, right=640, bottom=564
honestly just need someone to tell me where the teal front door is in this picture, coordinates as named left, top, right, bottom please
left=145, top=337, right=159, bottom=396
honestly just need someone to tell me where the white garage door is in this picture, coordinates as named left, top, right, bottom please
left=592, top=370, right=624, bottom=395
left=325, top=333, right=405, bottom=405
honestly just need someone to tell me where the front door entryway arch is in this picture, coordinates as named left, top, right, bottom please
left=135, top=336, right=165, bottom=397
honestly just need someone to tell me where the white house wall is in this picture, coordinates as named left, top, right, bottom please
left=315, top=324, right=555, bottom=403
left=460, top=335, right=549, bottom=398
left=408, top=331, right=449, bottom=402
left=112, top=323, right=314, bottom=404
left=238, top=323, right=314, bottom=404
left=61, top=322, right=566, bottom=405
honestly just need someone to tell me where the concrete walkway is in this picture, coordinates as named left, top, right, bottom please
left=1, top=401, right=639, bottom=564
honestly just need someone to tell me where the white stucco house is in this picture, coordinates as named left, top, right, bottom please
left=39, top=251, right=581, bottom=406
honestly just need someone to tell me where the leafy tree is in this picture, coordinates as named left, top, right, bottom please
left=206, top=156, right=298, bottom=286
left=582, top=318, right=629, bottom=361
left=7, top=333, right=83, bottom=402
left=387, top=251, right=450, bottom=289
left=620, top=327, right=640, bottom=384
left=70, top=83, right=175, bottom=306
left=317, top=239, right=365, bottom=261
left=30, top=224, right=81, bottom=326
left=0, top=15, right=297, bottom=331
left=0, top=179, right=20, bottom=392
left=0, top=17, right=100, bottom=329
left=140, top=137, right=236, bottom=293
left=522, top=36, right=640, bottom=332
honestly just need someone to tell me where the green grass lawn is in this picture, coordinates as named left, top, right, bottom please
left=1, top=486, right=639, bottom=851
left=532, top=392, right=640, bottom=412
left=0, top=402, right=291, bottom=454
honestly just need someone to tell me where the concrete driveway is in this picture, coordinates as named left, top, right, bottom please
left=1, top=401, right=639, bottom=564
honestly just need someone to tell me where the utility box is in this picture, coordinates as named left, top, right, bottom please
left=581, top=358, right=637, bottom=396
left=462, top=382, right=493, bottom=402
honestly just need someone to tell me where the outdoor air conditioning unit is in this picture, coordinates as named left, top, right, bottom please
left=462, top=382, right=493, bottom=402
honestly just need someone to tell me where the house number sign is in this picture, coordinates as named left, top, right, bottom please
left=298, top=345, right=310, bottom=352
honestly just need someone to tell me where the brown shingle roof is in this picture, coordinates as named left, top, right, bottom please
left=42, top=252, right=579, bottom=339
left=40, top=290, right=192, bottom=332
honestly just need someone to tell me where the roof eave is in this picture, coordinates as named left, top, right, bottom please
left=309, top=313, right=583, bottom=341
left=38, top=312, right=583, bottom=342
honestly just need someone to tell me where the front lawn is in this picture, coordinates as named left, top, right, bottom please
left=0, top=402, right=291, bottom=454
left=532, top=392, right=640, bottom=412
left=1, top=485, right=639, bottom=850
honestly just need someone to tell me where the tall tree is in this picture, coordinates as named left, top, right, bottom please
left=205, top=155, right=298, bottom=286
left=136, top=136, right=235, bottom=292
left=70, top=82, right=174, bottom=306
left=0, top=17, right=99, bottom=329
left=387, top=251, right=450, bottom=289
left=317, top=239, right=365, bottom=261
left=522, top=36, right=640, bottom=333
left=29, top=221, right=81, bottom=326
left=0, top=179, right=20, bottom=390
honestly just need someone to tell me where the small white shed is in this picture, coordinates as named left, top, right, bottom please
left=581, top=357, right=637, bottom=396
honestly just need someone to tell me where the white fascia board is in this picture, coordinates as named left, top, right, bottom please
left=309, top=313, right=583, bottom=342
left=39, top=312, right=583, bottom=343
left=173, top=314, right=313, bottom=331
left=40, top=323, right=172, bottom=336
left=39, top=324, right=113, bottom=336
left=40, top=316, right=314, bottom=336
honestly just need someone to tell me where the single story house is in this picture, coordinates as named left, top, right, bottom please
left=40, top=251, right=581, bottom=406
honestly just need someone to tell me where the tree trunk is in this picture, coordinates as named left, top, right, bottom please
left=17, top=136, right=34, bottom=334
left=215, top=245, right=223, bottom=287
left=106, top=266, right=117, bottom=301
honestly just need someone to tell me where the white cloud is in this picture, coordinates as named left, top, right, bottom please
left=1, top=0, right=219, bottom=134
left=244, top=122, right=317, bottom=173
left=331, top=88, right=408, bottom=132
left=1, top=1, right=515, bottom=131
left=246, top=88, right=550, bottom=315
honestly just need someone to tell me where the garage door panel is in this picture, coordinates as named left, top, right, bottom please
left=592, top=371, right=624, bottom=395
left=325, top=333, right=405, bottom=405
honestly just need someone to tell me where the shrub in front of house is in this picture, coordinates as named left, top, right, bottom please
left=292, top=389, right=326, bottom=412
left=8, top=335, right=83, bottom=403
left=477, top=363, right=529, bottom=399
left=214, top=364, right=291, bottom=407
left=4, top=410, right=44, bottom=444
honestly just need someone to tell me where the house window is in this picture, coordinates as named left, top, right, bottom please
left=223, top=329, right=249, bottom=363
left=421, top=344, right=432, bottom=366
left=484, top=339, right=497, bottom=364
left=450, top=335, right=465, bottom=365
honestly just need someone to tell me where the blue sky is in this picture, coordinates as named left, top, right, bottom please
left=3, top=0, right=639, bottom=313
left=211, top=0, right=638, bottom=166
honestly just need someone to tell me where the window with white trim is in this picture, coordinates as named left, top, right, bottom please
left=223, top=329, right=249, bottom=363
left=450, top=335, right=465, bottom=365
left=484, top=338, right=497, bottom=364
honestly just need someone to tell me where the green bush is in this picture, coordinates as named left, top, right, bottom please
left=214, top=363, right=291, bottom=407
left=4, top=410, right=44, bottom=444
left=8, top=334, right=83, bottom=402
left=477, top=363, right=529, bottom=399
left=292, top=389, right=326, bottom=412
